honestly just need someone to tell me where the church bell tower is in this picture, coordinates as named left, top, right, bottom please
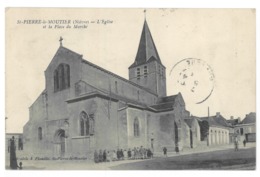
left=129, top=20, right=166, bottom=97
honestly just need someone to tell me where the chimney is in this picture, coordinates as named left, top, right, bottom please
left=230, top=116, right=234, bottom=120
left=238, top=117, right=241, bottom=123
left=216, top=112, right=220, bottom=118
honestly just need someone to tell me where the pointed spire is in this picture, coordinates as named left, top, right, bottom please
left=129, top=19, right=162, bottom=68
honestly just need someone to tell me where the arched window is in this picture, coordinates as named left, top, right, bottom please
left=89, top=114, right=95, bottom=135
left=54, top=70, right=59, bottom=92
left=38, top=127, right=43, bottom=140
left=80, top=115, right=85, bottom=136
left=54, top=64, right=70, bottom=92
left=134, top=118, right=140, bottom=137
left=80, top=111, right=94, bottom=136
left=58, top=64, right=65, bottom=89
left=64, top=64, right=70, bottom=88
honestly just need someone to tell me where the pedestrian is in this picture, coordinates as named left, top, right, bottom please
left=18, top=138, right=23, bottom=151
left=133, top=147, right=137, bottom=159
left=127, top=148, right=132, bottom=159
left=99, top=149, right=103, bottom=162
left=94, top=150, right=99, bottom=163
left=106, top=151, right=110, bottom=162
left=123, top=149, right=127, bottom=160
left=120, top=149, right=124, bottom=160
left=132, top=148, right=135, bottom=160
left=103, top=150, right=107, bottom=162
left=163, top=147, right=167, bottom=157
left=243, top=139, right=246, bottom=147
left=8, top=139, right=11, bottom=153
left=175, top=143, right=179, bottom=154
left=18, top=162, right=23, bottom=170
left=147, top=148, right=152, bottom=158
left=10, top=136, right=18, bottom=169
left=116, top=149, right=120, bottom=160
left=112, top=150, right=117, bottom=161
left=234, top=139, right=239, bottom=151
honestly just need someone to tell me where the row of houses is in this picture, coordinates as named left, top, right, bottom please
left=194, top=112, right=256, bottom=147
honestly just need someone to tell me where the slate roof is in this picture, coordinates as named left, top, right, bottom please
left=149, top=102, right=174, bottom=111
left=197, top=115, right=232, bottom=128
left=226, top=119, right=240, bottom=126
left=241, top=112, right=256, bottom=124
left=184, top=119, right=194, bottom=128
left=129, top=20, right=163, bottom=69
left=149, top=94, right=182, bottom=112
left=156, top=95, right=178, bottom=104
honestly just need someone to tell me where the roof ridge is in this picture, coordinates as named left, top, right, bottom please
left=81, top=59, right=157, bottom=96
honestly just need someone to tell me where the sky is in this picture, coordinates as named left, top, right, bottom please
left=5, top=8, right=255, bottom=133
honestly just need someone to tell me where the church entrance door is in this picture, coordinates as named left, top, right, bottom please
left=54, top=129, right=66, bottom=157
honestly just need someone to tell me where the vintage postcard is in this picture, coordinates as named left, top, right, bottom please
left=5, top=8, right=256, bottom=170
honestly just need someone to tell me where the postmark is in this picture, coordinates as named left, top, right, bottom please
left=170, top=58, right=215, bottom=104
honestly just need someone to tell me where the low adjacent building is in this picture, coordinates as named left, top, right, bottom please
left=234, top=112, right=256, bottom=142
left=196, top=113, right=231, bottom=146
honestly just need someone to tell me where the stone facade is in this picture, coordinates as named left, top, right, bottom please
left=23, top=20, right=200, bottom=158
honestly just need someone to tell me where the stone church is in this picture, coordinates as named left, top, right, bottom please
left=23, top=19, right=201, bottom=158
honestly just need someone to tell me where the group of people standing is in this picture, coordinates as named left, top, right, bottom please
left=94, top=146, right=153, bottom=163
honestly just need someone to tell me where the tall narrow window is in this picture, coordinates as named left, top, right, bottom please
left=58, top=64, right=65, bottom=90
left=64, top=64, right=70, bottom=88
left=54, top=64, right=70, bottom=92
left=89, top=114, right=95, bottom=135
left=144, top=66, right=148, bottom=77
left=137, top=90, right=140, bottom=101
left=54, top=70, right=59, bottom=91
left=80, top=111, right=94, bottom=136
left=80, top=116, right=85, bottom=136
left=137, top=68, right=140, bottom=80
left=38, top=127, right=43, bottom=140
left=134, top=118, right=140, bottom=137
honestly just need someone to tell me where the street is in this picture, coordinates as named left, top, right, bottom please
left=6, top=145, right=256, bottom=170
left=111, top=147, right=256, bottom=170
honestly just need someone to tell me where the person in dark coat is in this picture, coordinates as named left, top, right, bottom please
left=243, top=139, right=247, bottom=147
left=163, top=147, right=167, bottom=157
left=175, top=143, right=179, bottom=154
left=120, top=149, right=124, bottom=160
left=116, top=149, right=120, bottom=160
left=18, top=162, right=23, bottom=170
left=103, top=150, right=107, bottom=162
left=127, top=148, right=131, bottom=159
left=10, top=136, right=18, bottom=169
left=94, top=150, right=99, bottom=163
left=99, top=150, right=103, bottom=162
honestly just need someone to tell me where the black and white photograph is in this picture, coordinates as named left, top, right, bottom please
left=4, top=7, right=256, bottom=170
